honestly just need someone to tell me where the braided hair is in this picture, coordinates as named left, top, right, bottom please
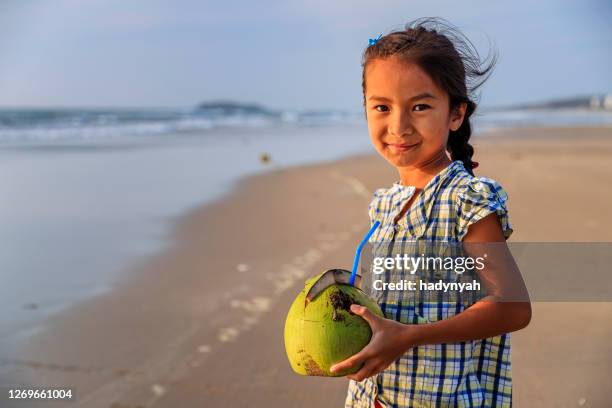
left=361, top=18, right=497, bottom=175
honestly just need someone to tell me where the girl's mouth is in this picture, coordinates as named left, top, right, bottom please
left=385, top=141, right=421, bottom=153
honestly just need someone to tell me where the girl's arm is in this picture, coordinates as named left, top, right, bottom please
left=330, top=213, right=531, bottom=382
left=413, top=212, right=531, bottom=344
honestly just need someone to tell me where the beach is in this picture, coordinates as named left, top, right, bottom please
left=3, top=125, right=612, bottom=408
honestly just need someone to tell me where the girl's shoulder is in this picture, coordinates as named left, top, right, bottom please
left=448, top=168, right=509, bottom=206
left=446, top=165, right=513, bottom=240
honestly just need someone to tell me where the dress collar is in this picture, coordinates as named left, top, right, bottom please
left=389, top=160, right=466, bottom=196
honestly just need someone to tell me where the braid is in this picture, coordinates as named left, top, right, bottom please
left=447, top=100, right=476, bottom=175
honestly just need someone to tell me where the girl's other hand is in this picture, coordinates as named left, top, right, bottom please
left=329, top=304, right=417, bottom=382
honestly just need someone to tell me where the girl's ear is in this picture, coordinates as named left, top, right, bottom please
left=449, top=102, right=467, bottom=132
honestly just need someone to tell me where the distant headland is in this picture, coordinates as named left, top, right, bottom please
left=195, top=101, right=280, bottom=117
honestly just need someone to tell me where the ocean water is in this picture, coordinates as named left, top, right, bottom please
left=0, top=107, right=363, bottom=143
left=0, top=106, right=610, bottom=353
left=1, top=106, right=612, bottom=144
left=0, top=123, right=373, bottom=354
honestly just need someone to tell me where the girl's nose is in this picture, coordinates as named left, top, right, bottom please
left=389, top=111, right=414, bottom=137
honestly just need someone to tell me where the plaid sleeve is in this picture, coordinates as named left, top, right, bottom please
left=455, top=177, right=513, bottom=240
left=368, top=187, right=388, bottom=227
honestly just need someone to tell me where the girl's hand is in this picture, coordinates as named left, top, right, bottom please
left=329, top=304, right=417, bottom=382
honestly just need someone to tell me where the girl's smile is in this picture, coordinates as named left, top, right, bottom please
left=385, top=140, right=422, bottom=154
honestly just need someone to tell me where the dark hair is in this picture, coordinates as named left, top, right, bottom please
left=361, top=17, right=497, bottom=175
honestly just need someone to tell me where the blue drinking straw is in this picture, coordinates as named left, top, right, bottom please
left=350, top=220, right=381, bottom=286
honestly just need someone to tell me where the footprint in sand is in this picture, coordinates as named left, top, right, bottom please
left=197, top=345, right=212, bottom=353
left=230, top=297, right=271, bottom=313
left=272, top=268, right=306, bottom=294
left=218, top=327, right=239, bottom=342
left=150, top=383, right=166, bottom=397
left=283, top=264, right=307, bottom=279
left=266, top=249, right=324, bottom=294
left=236, top=263, right=250, bottom=272
left=243, top=316, right=259, bottom=326
left=329, top=171, right=370, bottom=198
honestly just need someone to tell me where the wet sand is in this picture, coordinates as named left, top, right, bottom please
left=5, top=126, right=612, bottom=408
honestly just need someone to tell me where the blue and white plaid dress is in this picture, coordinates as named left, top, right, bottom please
left=345, top=160, right=513, bottom=408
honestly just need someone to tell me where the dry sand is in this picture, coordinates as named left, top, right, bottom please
left=6, top=126, right=612, bottom=408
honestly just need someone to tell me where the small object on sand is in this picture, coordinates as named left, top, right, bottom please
left=23, top=302, right=39, bottom=310
left=578, top=397, right=587, bottom=406
left=259, top=153, right=271, bottom=164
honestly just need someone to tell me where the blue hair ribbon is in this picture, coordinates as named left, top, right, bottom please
left=368, top=34, right=382, bottom=46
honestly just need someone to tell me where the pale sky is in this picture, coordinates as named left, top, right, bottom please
left=0, top=0, right=610, bottom=111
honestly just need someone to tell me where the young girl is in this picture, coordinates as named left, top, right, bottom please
left=329, top=18, right=531, bottom=407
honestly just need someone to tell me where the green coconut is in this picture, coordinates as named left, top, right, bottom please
left=284, top=272, right=384, bottom=377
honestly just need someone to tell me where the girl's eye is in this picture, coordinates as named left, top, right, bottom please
left=413, top=104, right=431, bottom=112
left=374, top=105, right=389, bottom=112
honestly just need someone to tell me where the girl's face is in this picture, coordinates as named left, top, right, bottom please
left=364, top=56, right=466, bottom=169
